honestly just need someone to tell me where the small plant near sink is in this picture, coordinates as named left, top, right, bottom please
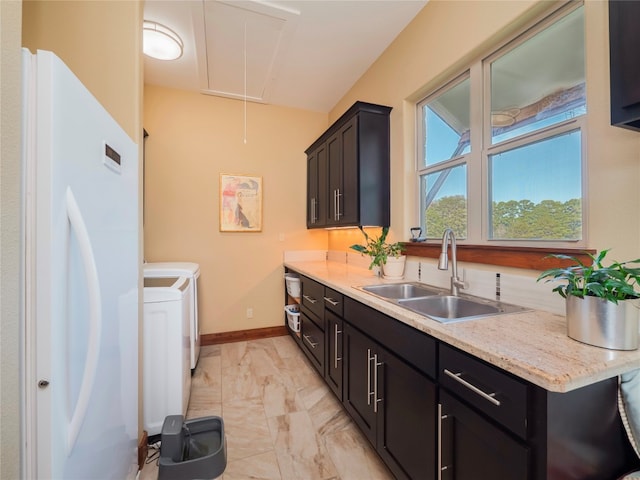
left=350, top=226, right=405, bottom=278
left=537, top=249, right=640, bottom=303
left=537, top=249, right=640, bottom=350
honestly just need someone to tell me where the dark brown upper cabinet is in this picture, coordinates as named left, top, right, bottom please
left=609, top=0, right=640, bottom=131
left=305, top=101, right=391, bottom=229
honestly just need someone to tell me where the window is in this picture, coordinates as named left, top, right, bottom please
left=418, top=75, right=470, bottom=239
left=417, top=3, right=585, bottom=245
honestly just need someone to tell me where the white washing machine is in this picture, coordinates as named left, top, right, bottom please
left=143, top=276, right=192, bottom=436
left=144, top=262, right=201, bottom=369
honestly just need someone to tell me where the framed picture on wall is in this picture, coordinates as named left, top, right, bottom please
left=219, top=174, right=263, bottom=232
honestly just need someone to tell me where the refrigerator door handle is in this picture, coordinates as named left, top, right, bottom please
left=65, top=187, right=102, bottom=454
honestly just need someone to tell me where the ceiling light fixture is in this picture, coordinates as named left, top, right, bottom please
left=143, top=21, right=183, bottom=61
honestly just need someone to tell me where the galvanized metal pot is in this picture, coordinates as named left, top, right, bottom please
left=566, top=295, right=640, bottom=350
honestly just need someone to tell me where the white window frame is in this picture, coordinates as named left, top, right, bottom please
left=416, top=1, right=587, bottom=249
left=417, top=72, right=472, bottom=239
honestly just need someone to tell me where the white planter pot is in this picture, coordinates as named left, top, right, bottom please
left=566, top=295, right=640, bottom=350
left=382, top=255, right=406, bottom=280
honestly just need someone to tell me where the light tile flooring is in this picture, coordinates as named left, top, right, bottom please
left=140, top=335, right=394, bottom=480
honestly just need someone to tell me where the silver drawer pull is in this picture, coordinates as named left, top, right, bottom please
left=323, top=296, right=339, bottom=306
left=302, top=295, right=317, bottom=304
left=373, top=353, right=383, bottom=413
left=334, top=324, right=342, bottom=369
left=437, top=404, right=442, bottom=480
left=443, top=369, right=501, bottom=406
left=303, top=334, right=318, bottom=348
left=367, top=349, right=374, bottom=405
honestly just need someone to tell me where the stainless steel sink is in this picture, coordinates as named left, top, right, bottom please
left=360, top=283, right=443, bottom=300
left=357, top=282, right=528, bottom=323
left=398, top=295, right=528, bottom=323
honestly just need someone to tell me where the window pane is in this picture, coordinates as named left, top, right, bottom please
left=421, top=78, right=470, bottom=167
left=490, top=6, right=585, bottom=144
left=489, top=130, right=582, bottom=240
left=421, top=163, right=467, bottom=239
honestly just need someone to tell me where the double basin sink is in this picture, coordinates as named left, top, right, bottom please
left=357, top=282, right=528, bottom=324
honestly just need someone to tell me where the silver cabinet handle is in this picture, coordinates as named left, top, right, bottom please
left=302, top=294, right=317, bottom=304
left=437, top=403, right=450, bottom=480
left=323, top=296, right=339, bottom=306
left=303, top=334, right=318, bottom=349
left=334, top=324, right=342, bottom=369
left=367, top=349, right=374, bottom=406
left=314, top=196, right=318, bottom=223
left=438, top=403, right=443, bottom=480
left=333, top=189, right=338, bottom=221
left=443, top=368, right=501, bottom=406
left=310, top=198, right=316, bottom=223
left=373, top=353, right=383, bottom=413
left=336, top=188, right=342, bottom=219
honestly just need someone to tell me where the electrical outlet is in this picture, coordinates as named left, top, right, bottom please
left=246, top=307, right=253, bottom=319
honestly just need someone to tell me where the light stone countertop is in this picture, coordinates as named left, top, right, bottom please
left=285, top=259, right=640, bottom=393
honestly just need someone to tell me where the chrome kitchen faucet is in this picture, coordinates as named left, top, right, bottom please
left=438, top=228, right=467, bottom=296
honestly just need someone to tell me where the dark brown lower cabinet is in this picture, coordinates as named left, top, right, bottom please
left=439, top=390, right=528, bottom=480
left=343, top=322, right=436, bottom=480
left=439, top=343, right=639, bottom=480
left=285, top=270, right=639, bottom=480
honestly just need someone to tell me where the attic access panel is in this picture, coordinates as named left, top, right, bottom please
left=195, top=0, right=299, bottom=103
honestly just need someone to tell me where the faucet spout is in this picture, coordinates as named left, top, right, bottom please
left=438, top=228, right=466, bottom=296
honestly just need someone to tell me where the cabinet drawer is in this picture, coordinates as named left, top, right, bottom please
left=301, top=312, right=324, bottom=374
left=323, top=287, right=343, bottom=316
left=300, top=276, right=324, bottom=320
left=439, top=344, right=528, bottom=439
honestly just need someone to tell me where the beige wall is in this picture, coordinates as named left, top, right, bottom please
left=1, top=1, right=23, bottom=477
left=143, top=85, right=328, bottom=334
left=328, top=0, right=640, bottom=261
left=22, top=0, right=142, bottom=140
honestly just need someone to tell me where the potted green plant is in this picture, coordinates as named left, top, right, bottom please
left=537, top=249, right=640, bottom=350
left=350, top=226, right=406, bottom=278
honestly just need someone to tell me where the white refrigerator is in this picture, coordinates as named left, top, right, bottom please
left=22, top=49, right=139, bottom=479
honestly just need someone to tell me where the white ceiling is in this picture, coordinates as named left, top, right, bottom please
left=143, top=0, right=427, bottom=113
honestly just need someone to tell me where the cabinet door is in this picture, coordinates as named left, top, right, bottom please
left=327, top=117, right=358, bottom=226
left=342, top=323, right=376, bottom=445
left=338, top=116, right=358, bottom=225
left=326, top=131, right=342, bottom=226
left=325, top=311, right=343, bottom=400
left=317, top=144, right=327, bottom=225
left=307, top=150, right=318, bottom=228
left=377, top=345, right=437, bottom=480
left=439, top=390, right=529, bottom=480
left=306, top=144, right=327, bottom=227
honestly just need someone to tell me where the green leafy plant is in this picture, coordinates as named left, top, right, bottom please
left=350, top=226, right=405, bottom=270
left=537, top=249, right=640, bottom=304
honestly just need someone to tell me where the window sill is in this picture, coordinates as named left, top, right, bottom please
left=401, top=243, right=595, bottom=271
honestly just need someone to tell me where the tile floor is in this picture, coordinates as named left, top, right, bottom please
left=140, top=335, right=394, bottom=480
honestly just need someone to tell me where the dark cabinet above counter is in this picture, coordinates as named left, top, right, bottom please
left=306, top=101, right=391, bottom=229
left=609, top=0, right=640, bottom=131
